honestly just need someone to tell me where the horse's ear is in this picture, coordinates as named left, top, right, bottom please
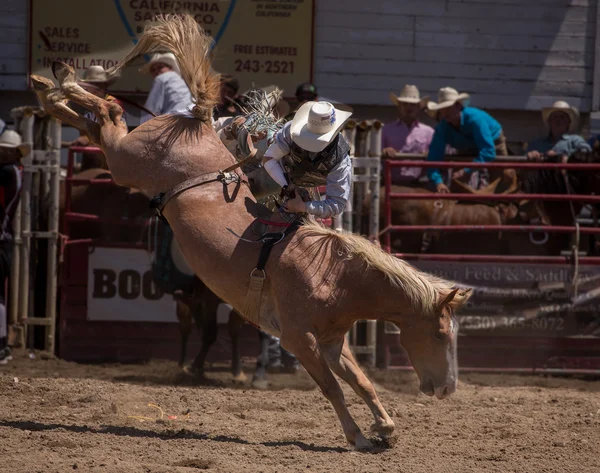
left=438, top=288, right=459, bottom=312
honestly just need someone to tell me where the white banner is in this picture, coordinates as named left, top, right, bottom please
left=87, top=247, right=177, bottom=322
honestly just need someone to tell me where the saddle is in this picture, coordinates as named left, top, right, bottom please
left=242, top=201, right=304, bottom=327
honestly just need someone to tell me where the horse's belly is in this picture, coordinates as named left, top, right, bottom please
left=257, top=299, right=282, bottom=337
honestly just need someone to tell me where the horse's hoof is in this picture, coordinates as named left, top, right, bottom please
left=232, top=371, right=248, bottom=384
left=250, top=377, right=269, bottom=390
left=52, top=61, right=75, bottom=83
left=182, top=365, right=203, bottom=378
left=30, top=75, right=55, bottom=91
left=370, top=420, right=395, bottom=438
left=352, top=434, right=374, bottom=452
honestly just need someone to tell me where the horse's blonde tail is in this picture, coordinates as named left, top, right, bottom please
left=106, top=14, right=220, bottom=123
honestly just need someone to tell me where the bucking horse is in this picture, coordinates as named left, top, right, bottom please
left=31, top=14, right=471, bottom=450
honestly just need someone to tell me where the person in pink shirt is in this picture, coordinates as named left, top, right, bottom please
left=381, top=85, right=434, bottom=185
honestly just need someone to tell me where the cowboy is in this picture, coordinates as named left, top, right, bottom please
left=0, top=130, right=27, bottom=364
left=71, top=65, right=126, bottom=168
left=426, top=87, right=507, bottom=193
left=525, top=100, right=590, bottom=160
left=214, top=74, right=244, bottom=120
left=139, top=52, right=194, bottom=124
left=382, top=85, right=434, bottom=185
left=262, top=101, right=353, bottom=218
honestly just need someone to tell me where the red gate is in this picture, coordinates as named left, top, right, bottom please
left=378, top=158, right=600, bottom=374
left=58, top=147, right=260, bottom=362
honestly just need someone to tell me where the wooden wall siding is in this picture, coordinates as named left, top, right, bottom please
left=0, top=0, right=596, bottom=113
left=0, top=0, right=28, bottom=91
left=315, top=0, right=597, bottom=111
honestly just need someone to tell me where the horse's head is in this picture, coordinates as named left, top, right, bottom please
left=398, top=287, right=471, bottom=400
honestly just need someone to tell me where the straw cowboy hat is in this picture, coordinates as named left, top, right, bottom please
left=138, top=52, right=181, bottom=75
left=389, top=85, right=429, bottom=107
left=290, top=101, right=353, bottom=152
left=0, top=129, right=30, bottom=156
left=426, top=87, right=471, bottom=116
left=79, top=65, right=119, bottom=86
left=542, top=100, right=580, bottom=133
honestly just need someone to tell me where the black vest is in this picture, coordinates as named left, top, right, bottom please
left=280, top=134, right=351, bottom=187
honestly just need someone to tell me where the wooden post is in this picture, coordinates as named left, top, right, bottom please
left=17, top=112, right=34, bottom=348
left=589, top=0, right=600, bottom=134
left=45, top=118, right=61, bottom=354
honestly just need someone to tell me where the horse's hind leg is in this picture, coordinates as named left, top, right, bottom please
left=281, top=330, right=372, bottom=450
left=322, top=337, right=395, bottom=440
left=51, top=61, right=126, bottom=146
left=251, top=330, right=271, bottom=390
left=30, top=74, right=101, bottom=143
left=227, top=310, right=247, bottom=382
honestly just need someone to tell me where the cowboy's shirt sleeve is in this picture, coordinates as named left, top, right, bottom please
left=141, top=77, right=165, bottom=124
left=305, top=153, right=351, bottom=218
left=426, top=123, right=447, bottom=186
left=466, top=112, right=496, bottom=164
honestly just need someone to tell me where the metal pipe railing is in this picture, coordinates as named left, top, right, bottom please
left=387, top=192, right=600, bottom=202
left=385, top=159, right=600, bottom=170
left=394, top=253, right=600, bottom=264
left=383, top=225, right=600, bottom=234
left=382, top=159, right=600, bottom=252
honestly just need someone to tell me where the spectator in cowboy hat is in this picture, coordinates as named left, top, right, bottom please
left=426, top=86, right=507, bottom=193
left=139, top=52, right=194, bottom=124
left=526, top=100, right=590, bottom=161
left=0, top=129, right=27, bottom=364
left=70, top=65, right=126, bottom=169
left=214, top=74, right=244, bottom=120
left=381, top=84, right=434, bottom=185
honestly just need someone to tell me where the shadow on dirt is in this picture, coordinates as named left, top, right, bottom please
left=0, top=419, right=347, bottom=453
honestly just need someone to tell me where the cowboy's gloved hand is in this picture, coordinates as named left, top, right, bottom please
left=381, top=147, right=397, bottom=158
left=280, top=184, right=296, bottom=200
left=251, top=130, right=267, bottom=143
left=224, top=116, right=246, bottom=140
left=436, top=183, right=450, bottom=194
left=526, top=150, right=543, bottom=161
left=282, top=193, right=306, bottom=213
left=452, top=169, right=466, bottom=179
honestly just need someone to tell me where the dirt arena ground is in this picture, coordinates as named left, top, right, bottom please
left=0, top=354, right=599, bottom=473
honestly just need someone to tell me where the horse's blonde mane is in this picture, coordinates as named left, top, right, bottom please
left=106, top=14, right=219, bottom=123
left=300, top=220, right=471, bottom=316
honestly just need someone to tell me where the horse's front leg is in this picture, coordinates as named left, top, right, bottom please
left=281, top=330, right=373, bottom=450
left=321, top=337, right=395, bottom=440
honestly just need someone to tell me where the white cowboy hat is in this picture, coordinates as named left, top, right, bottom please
left=542, top=100, right=580, bottom=133
left=426, top=87, right=471, bottom=116
left=389, top=85, right=429, bottom=107
left=79, top=65, right=119, bottom=86
left=138, top=52, right=181, bottom=75
left=0, top=129, right=30, bottom=156
left=290, top=101, right=353, bottom=153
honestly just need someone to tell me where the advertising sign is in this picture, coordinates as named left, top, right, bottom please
left=31, top=0, right=314, bottom=95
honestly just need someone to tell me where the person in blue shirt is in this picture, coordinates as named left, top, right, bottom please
left=525, top=100, right=590, bottom=160
left=425, top=87, right=507, bottom=193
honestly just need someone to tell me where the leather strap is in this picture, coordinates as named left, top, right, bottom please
left=149, top=170, right=242, bottom=224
